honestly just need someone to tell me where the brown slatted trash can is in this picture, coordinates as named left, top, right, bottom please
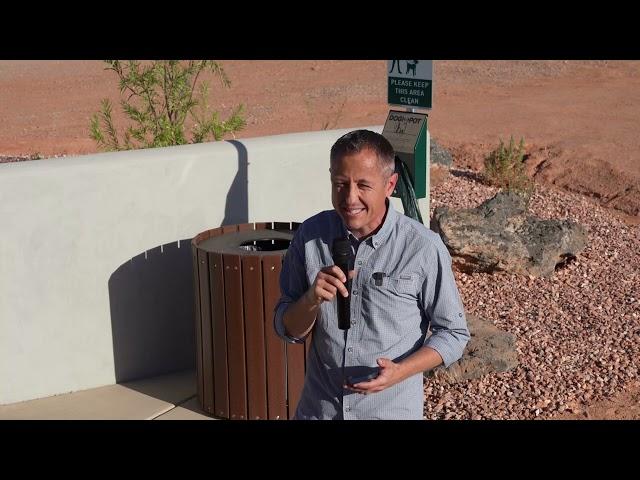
left=191, top=222, right=310, bottom=420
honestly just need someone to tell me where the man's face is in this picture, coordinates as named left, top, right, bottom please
left=331, top=148, right=398, bottom=239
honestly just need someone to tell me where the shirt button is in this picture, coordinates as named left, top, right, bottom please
left=357, top=261, right=363, bottom=266
left=351, top=320, right=356, bottom=326
left=347, top=347, right=353, bottom=353
left=353, top=289, right=358, bottom=295
left=345, top=406, right=351, bottom=412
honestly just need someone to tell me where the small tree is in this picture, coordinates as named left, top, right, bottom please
left=90, top=60, right=246, bottom=151
left=484, top=136, right=534, bottom=197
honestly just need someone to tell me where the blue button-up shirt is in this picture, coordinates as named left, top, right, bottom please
left=274, top=202, right=469, bottom=419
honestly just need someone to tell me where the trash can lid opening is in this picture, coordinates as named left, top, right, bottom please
left=239, top=238, right=291, bottom=252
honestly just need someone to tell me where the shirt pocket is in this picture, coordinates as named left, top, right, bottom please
left=369, top=272, right=418, bottom=299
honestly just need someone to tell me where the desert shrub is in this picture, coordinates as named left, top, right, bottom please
left=484, top=136, right=533, bottom=197
left=90, top=60, right=245, bottom=151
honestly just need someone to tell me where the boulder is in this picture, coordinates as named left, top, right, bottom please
left=431, top=192, right=587, bottom=277
left=430, top=138, right=453, bottom=167
left=426, top=314, right=518, bottom=384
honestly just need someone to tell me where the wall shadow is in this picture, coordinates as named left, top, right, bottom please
left=108, top=239, right=196, bottom=387
left=108, top=142, right=251, bottom=401
left=222, top=139, right=249, bottom=226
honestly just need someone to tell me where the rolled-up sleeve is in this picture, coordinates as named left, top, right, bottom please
left=274, top=227, right=310, bottom=344
left=421, top=238, right=470, bottom=368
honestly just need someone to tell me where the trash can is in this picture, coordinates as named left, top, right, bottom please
left=191, top=222, right=309, bottom=420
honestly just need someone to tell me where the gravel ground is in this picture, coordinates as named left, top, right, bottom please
left=424, top=170, right=640, bottom=419
left=0, top=154, right=39, bottom=163
left=0, top=154, right=67, bottom=163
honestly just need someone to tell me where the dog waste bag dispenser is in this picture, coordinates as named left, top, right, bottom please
left=382, top=110, right=428, bottom=199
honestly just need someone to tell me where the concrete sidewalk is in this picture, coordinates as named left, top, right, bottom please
left=0, top=370, right=216, bottom=420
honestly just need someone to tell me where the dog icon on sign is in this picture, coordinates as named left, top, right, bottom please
left=406, top=60, right=419, bottom=76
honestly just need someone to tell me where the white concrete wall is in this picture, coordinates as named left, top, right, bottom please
left=0, top=125, right=432, bottom=405
left=0, top=142, right=240, bottom=405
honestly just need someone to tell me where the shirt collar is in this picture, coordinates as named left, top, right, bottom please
left=339, top=198, right=398, bottom=249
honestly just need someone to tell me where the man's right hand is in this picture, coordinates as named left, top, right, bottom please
left=304, top=266, right=355, bottom=307
left=282, top=266, right=355, bottom=340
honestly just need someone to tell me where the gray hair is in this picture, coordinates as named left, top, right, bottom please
left=330, top=129, right=396, bottom=178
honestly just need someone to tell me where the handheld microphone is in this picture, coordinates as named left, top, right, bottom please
left=332, top=238, right=352, bottom=330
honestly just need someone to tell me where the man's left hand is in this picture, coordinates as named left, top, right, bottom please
left=344, top=358, right=404, bottom=394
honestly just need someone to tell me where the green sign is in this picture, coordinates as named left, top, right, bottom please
left=387, top=60, right=433, bottom=109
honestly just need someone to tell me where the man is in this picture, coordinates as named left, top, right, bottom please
left=274, top=129, right=469, bottom=419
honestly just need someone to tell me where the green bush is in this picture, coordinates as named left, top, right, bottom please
left=484, top=136, right=533, bottom=196
left=90, top=60, right=246, bottom=151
